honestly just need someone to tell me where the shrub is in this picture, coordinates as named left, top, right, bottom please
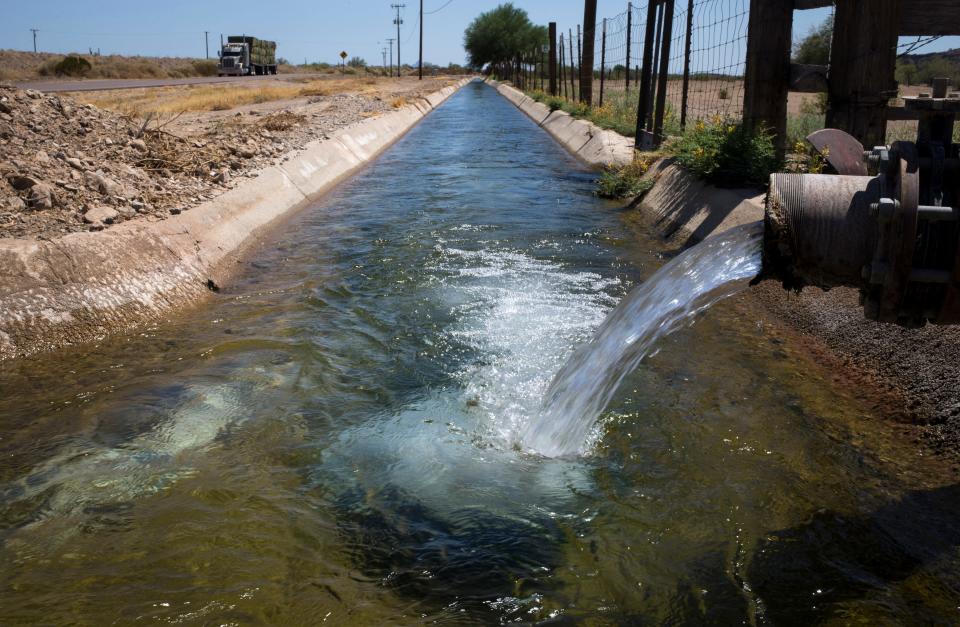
left=53, top=55, right=92, bottom=77
left=718, top=88, right=729, bottom=100
left=596, top=154, right=656, bottom=199
left=799, top=92, right=828, bottom=116
left=665, top=116, right=780, bottom=187
left=191, top=60, right=218, bottom=76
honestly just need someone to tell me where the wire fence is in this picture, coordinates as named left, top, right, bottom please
left=510, top=0, right=753, bottom=144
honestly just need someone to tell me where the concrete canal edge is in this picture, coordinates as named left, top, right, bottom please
left=488, top=79, right=763, bottom=242
left=0, top=77, right=474, bottom=361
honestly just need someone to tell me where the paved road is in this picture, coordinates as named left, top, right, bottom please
left=15, top=73, right=327, bottom=93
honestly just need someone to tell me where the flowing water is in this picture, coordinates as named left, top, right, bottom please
left=1, top=81, right=960, bottom=624
left=524, top=222, right=764, bottom=457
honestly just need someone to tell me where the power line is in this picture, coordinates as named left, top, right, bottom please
left=424, top=0, right=454, bottom=15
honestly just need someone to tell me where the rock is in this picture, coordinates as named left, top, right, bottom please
left=115, top=205, right=136, bottom=219
left=169, top=207, right=182, bottom=215
left=25, top=90, right=42, bottom=100
left=129, top=139, right=147, bottom=152
left=236, top=145, right=257, bottom=159
left=213, top=169, right=230, bottom=185
left=65, top=157, right=84, bottom=170
left=1, top=196, right=26, bottom=211
left=84, top=171, right=122, bottom=196
left=27, top=183, right=54, bottom=209
left=7, top=175, right=38, bottom=190
left=83, top=205, right=118, bottom=224
left=130, top=200, right=145, bottom=211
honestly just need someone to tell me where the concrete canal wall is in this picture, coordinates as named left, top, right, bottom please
left=0, top=78, right=474, bottom=360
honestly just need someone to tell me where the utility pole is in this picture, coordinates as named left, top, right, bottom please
left=382, top=47, right=388, bottom=72
left=30, top=28, right=38, bottom=53
left=386, top=37, right=396, bottom=76
left=204, top=31, right=210, bottom=59
left=418, top=0, right=423, bottom=80
left=392, top=3, right=405, bottom=77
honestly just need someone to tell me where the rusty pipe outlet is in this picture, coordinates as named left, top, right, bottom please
left=762, top=173, right=880, bottom=291
left=759, top=134, right=960, bottom=327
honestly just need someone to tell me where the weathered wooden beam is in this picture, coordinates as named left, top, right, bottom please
left=825, top=0, right=900, bottom=148
left=887, top=106, right=921, bottom=121
left=743, top=0, right=793, bottom=153
left=790, top=63, right=829, bottom=92
left=794, top=0, right=831, bottom=9
left=901, top=0, right=960, bottom=36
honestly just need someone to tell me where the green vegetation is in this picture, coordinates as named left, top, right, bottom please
left=526, top=88, right=680, bottom=139
left=463, top=3, right=547, bottom=71
left=595, top=156, right=657, bottom=199
left=793, top=15, right=833, bottom=65
left=896, top=54, right=960, bottom=88
left=51, top=55, right=92, bottom=77
left=665, top=116, right=780, bottom=187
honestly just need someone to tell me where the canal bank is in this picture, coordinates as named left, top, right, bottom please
left=0, top=78, right=473, bottom=361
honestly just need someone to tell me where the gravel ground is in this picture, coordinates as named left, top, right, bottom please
left=751, top=282, right=960, bottom=459
left=0, top=77, right=459, bottom=239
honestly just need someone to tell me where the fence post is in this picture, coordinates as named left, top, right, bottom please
left=580, top=0, right=598, bottom=105
left=569, top=28, right=576, bottom=98
left=549, top=22, right=558, bottom=96
left=625, top=2, right=633, bottom=90
left=652, top=0, right=675, bottom=144
left=679, top=0, right=694, bottom=129
left=743, top=0, right=793, bottom=155
left=825, top=0, right=900, bottom=148
left=560, top=34, right=567, bottom=99
left=636, top=0, right=660, bottom=147
left=599, top=18, right=607, bottom=107
left=650, top=0, right=664, bottom=116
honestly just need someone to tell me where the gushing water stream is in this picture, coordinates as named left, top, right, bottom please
left=523, top=222, right=764, bottom=457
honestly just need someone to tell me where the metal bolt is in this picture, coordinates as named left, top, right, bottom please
left=872, top=197, right=898, bottom=221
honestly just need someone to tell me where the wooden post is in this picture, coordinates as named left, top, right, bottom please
left=742, top=0, right=793, bottom=154
left=599, top=18, right=607, bottom=107
left=825, top=0, right=901, bottom=148
left=625, top=2, right=633, bottom=90
left=636, top=0, right=660, bottom=143
left=680, top=0, right=694, bottom=129
left=653, top=0, right=675, bottom=144
left=569, top=29, right=577, bottom=98
left=560, top=34, right=567, bottom=99
left=581, top=0, right=598, bottom=105
left=549, top=22, right=558, bottom=96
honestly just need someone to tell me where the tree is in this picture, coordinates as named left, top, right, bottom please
left=463, top=3, right=547, bottom=71
left=895, top=60, right=918, bottom=87
left=347, top=56, right=367, bottom=68
left=793, top=15, right=833, bottom=65
left=917, top=56, right=960, bottom=85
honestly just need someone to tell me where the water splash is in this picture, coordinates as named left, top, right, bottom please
left=522, top=221, right=765, bottom=457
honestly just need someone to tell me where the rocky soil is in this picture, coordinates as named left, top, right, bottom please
left=0, top=79, right=454, bottom=239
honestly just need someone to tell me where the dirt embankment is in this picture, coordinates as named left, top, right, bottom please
left=0, top=77, right=457, bottom=240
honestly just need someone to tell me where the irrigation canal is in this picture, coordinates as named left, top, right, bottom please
left=1, top=81, right=959, bottom=624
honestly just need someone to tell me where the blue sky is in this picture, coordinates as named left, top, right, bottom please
left=2, top=1, right=957, bottom=67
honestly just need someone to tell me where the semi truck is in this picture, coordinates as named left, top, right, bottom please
left=218, top=36, right=278, bottom=76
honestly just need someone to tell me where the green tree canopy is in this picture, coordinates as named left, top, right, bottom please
left=793, top=15, right=833, bottom=65
left=463, top=3, right=547, bottom=70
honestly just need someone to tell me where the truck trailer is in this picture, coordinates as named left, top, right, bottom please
left=218, top=36, right=278, bottom=76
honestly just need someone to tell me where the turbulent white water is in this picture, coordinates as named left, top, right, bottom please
left=522, top=222, right=765, bottom=458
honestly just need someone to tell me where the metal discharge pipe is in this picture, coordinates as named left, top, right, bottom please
left=759, top=86, right=960, bottom=327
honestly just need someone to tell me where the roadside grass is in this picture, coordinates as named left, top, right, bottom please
left=73, top=77, right=387, bottom=116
